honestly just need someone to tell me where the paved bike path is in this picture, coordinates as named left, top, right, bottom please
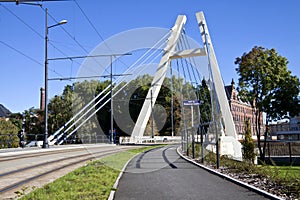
left=114, top=145, right=271, bottom=200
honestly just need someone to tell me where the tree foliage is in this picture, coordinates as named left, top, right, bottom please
left=197, top=78, right=211, bottom=123
left=241, top=120, right=255, bottom=164
left=48, top=85, right=73, bottom=136
left=235, top=46, right=300, bottom=160
left=24, top=75, right=211, bottom=144
left=0, top=118, right=19, bottom=148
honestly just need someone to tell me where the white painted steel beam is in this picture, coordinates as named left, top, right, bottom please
left=196, top=11, right=242, bottom=160
left=170, top=48, right=206, bottom=59
left=131, top=15, right=187, bottom=139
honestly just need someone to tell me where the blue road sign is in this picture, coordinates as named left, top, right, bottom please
left=183, top=100, right=201, bottom=106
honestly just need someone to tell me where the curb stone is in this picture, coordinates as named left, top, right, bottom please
left=176, top=146, right=283, bottom=200
left=108, top=154, right=133, bottom=200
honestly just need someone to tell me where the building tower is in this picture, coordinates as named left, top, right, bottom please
left=40, top=87, right=45, bottom=111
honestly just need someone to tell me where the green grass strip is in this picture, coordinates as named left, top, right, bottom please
left=20, top=145, right=164, bottom=200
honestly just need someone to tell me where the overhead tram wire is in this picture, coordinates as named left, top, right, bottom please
left=73, top=0, right=129, bottom=69
left=53, top=32, right=170, bottom=143
left=73, top=0, right=105, bottom=42
left=0, top=3, right=80, bottom=80
left=0, top=40, right=42, bottom=66
left=1, top=1, right=116, bottom=80
left=0, top=3, right=43, bottom=38
left=0, top=3, right=81, bottom=66
left=0, top=40, right=65, bottom=79
left=39, top=6, right=107, bottom=76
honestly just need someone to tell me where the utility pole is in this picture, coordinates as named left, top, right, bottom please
left=43, top=8, right=67, bottom=148
left=43, top=8, right=49, bottom=149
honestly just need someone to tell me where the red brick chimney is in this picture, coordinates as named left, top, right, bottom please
left=40, top=87, right=45, bottom=110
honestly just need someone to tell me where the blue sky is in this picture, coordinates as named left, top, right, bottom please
left=0, top=0, right=300, bottom=113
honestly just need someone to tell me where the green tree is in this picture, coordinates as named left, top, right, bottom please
left=235, top=46, right=300, bottom=161
left=0, top=118, right=19, bottom=148
left=197, top=78, right=211, bottom=124
left=48, top=85, right=73, bottom=136
left=23, top=108, right=44, bottom=141
left=241, top=120, right=255, bottom=164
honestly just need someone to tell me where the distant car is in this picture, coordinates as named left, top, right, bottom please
left=26, top=141, right=43, bottom=147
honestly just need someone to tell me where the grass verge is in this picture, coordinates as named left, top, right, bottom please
left=19, top=145, right=164, bottom=200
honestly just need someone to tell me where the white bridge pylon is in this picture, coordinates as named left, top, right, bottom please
left=131, top=12, right=242, bottom=160
left=131, top=15, right=187, bottom=138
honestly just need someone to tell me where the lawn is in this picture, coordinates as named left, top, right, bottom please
left=266, top=166, right=300, bottom=179
left=19, top=145, right=163, bottom=200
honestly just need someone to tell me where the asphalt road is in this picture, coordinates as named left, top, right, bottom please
left=114, top=145, right=271, bottom=200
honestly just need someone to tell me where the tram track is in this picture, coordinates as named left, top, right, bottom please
left=0, top=145, right=109, bottom=162
left=0, top=145, right=135, bottom=199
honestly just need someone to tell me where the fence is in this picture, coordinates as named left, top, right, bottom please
left=265, top=141, right=300, bottom=156
left=262, top=140, right=300, bottom=165
left=0, top=133, right=112, bottom=148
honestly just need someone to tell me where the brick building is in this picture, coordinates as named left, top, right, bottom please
left=225, top=79, right=263, bottom=138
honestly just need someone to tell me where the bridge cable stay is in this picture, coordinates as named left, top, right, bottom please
left=58, top=45, right=168, bottom=144
left=182, top=32, right=202, bottom=85
left=181, top=30, right=205, bottom=87
left=178, top=32, right=209, bottom=154
left=55, top=33, right=171, bottom=144
left=181, top=31, right=203, bottom=141
left=176, top=36, right=195, bottom=152
left=54, top=34, right=170, bottom=144
left=50, top=31, right=171, bottom=144
left=175, top=58, right=188, bottom=152
left=183, top=31, right=213, bottom=158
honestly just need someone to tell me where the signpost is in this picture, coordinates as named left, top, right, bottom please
left=183, top=100, right=201, bottom=158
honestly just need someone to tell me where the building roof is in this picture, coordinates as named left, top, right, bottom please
left=224, top=85, right=233, bottom=101
left=0, top=104, right=11, bottom=118
left=224, top=78, right=236, bottom=101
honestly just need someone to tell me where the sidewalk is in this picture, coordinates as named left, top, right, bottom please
left=114, top=145, right=272, bottom=200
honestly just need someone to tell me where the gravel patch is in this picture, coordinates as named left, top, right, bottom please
left=192, top=158, right=299, bottom=200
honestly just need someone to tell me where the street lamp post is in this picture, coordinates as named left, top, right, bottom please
left=43, top=8, right=67, bottom=148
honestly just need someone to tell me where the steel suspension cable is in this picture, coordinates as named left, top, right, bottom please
left=54, top=32, right=170, bottom=143
left=59, top=46, right=167, bottom=144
